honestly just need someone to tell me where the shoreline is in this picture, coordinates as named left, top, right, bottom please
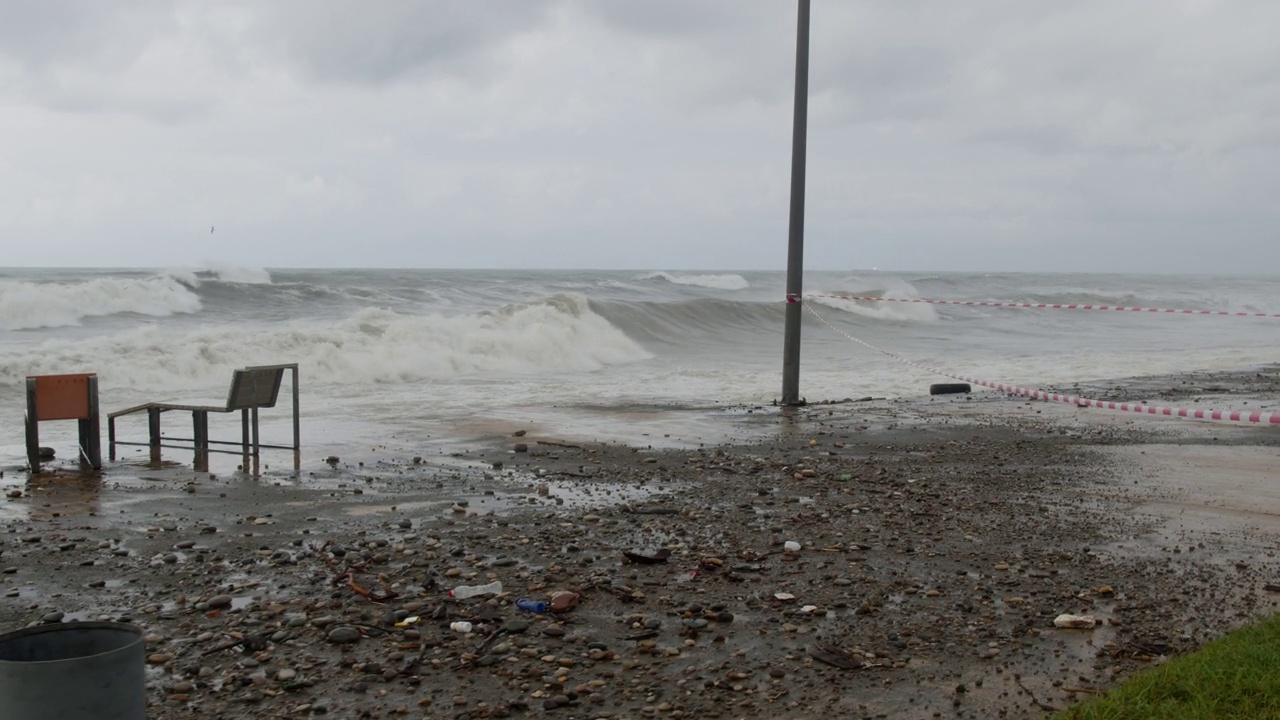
left=1, top=367, right=1278, bottom=718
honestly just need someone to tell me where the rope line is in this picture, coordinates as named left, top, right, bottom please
left=798, top=294, right=1280, bottom=319
left=801, top=301, right=1280, bottom=426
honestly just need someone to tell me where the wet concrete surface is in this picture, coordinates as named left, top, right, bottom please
left=1, top=371, right=1279, bottom=718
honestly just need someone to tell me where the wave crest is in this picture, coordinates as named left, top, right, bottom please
left=639, top=272, right=749, bottom=291
left=162, top=262, right=273, bottom=287
left=0, top=276, right=203, bottom=331
left=0, top=292, right=652, bottom=389
left=810, top=276, right=938, bottom=322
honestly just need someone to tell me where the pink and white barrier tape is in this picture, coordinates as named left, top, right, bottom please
left=801, top=301, right=1280, bottom=426
left=791, top=294, right=1280, bottom=319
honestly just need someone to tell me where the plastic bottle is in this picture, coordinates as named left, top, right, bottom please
left=516, top=597, right=548, bottom=613
left=449, top=580, right=503, bottom=599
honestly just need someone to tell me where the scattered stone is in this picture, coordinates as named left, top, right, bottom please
left=503, top=619, right=531, bottom=635
left=1053, top=614, right=1098, bottom=629
left=327, top=626, right=362, bottom=644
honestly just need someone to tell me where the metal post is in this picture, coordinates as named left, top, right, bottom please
left=147, top=408, right=162, bottom=464
left=291, top=366, right=300, bottom=453
left=83, top=375, right=102, bottom=470
left=192, top=411, right=209, bottom=473
left=25, top=379, right=40, bottom=472
left=291, top=365, right=301, bottom=473
left=251, top=407, right=260, bottom=458
left=781, top=0, right=811, bottom=406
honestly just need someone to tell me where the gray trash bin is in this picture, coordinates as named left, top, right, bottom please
left=0, top=621, right=145, bottom=720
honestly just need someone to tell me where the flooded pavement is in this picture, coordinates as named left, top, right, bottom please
left=1, top=371, right=1279, bottom=719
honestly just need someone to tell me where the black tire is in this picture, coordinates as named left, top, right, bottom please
left=929, top=383, right=971, bottom=396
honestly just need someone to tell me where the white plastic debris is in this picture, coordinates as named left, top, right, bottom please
left=450, top=621, right=474, bottom=633
left=784, top=541, right=801, bottom=552
left=1053, top=614, right=1097, bottom=629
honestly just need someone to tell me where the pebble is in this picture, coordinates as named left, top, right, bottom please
left=327, top=626, right=362, bottom=644
left=206, top=595, right=233, bottom=609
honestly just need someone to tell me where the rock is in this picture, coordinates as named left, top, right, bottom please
left=502, top=619, right=531, bottom=635
left=549, top=591, right=579, bottom=613
left=41, top=611, right=64, bottom=624
left=514, top=443, right=529, bottom=453
left=207, top=595, right=233, bottom=609
left=327, top=626, right=362, bottom=644
left=37, top=447, right=55, bottom=459
left=1053, top=614, right=1097, bottom=629
left=276, top=668, right=298, bottom=681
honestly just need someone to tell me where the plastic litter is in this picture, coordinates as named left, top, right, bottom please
left=449, top=580, right=503, bottom=599
left=450, top=621, right=473, bottom=633
left=516, top=598, right=548, bottom=613
left=393, top=615, right=420, bottom=628
left=1053, top=614, right=1097, bottom=629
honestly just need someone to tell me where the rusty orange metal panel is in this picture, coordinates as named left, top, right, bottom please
left=29, top=373, right=96, bottom=421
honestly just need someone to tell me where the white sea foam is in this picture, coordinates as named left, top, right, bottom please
left=0, top=293, right=652, bottom=391
left=639, top=272, right=750, bottom=291
left=0, top=276, right=203, bottom=330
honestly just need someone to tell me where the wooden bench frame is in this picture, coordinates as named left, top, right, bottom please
left=107, top=364, right=299, bottom=470
left=25, top=373, right=103, bottom=473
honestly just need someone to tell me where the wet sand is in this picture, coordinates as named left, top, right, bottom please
left=2, top=368, right=1280, bottom=719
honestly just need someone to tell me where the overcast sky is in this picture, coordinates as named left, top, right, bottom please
left=2, top=1, right=1278, bottom=273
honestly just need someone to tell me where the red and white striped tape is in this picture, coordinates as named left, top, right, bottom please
left=801, top=301, right=1280, bottom=426
left=791, top=294, right=1280, bottom=319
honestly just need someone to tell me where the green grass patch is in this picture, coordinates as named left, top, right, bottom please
left=1054, top=613, right=1280, bottom=720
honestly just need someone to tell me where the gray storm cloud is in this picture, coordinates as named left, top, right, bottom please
left=1, top=0, right=1277, bottom=272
